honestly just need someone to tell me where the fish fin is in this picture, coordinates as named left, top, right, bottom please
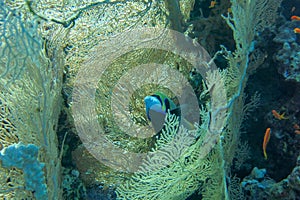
left=149, top=109, right=166, bottom=133
left=264, top=150, right=268, bottom=160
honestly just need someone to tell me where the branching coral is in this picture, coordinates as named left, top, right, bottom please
left=0, top=143, right=48, bottom=199
left=116, top=112, right=219, bottom=199
left=0, top=1, right=64, bottom=199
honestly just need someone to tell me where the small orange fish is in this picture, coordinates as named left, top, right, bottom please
left=209, top=0, right=217, bottom=8
left=272, top=110, right=288, bottom=120
left=263, top=128, right=271, bottom=160
left=294, top=28, right=300, bottom=34
left=295, top=130, right=300, bottom=135
left=293, top=124, right=300, bottom=130
left=291, top=15, right=300, bottom=20
left=291, top=16, right=300, bottom=34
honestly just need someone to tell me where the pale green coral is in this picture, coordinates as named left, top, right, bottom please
left=0, top=1, right=64, bottom=199
left=116, top=112, right=209, bottom=199
left=116, top=0, right=283, bottom=199
left=116, top=73, right=229, bottom=199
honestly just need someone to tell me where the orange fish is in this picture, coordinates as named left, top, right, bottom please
left=295, top=130, right=300, bottom=135
left=291, top=16, right=300, bottom=34
left=272, top=110, right=288, bottom=120
left=291, top=15, right=300, bottom=20
left=293, top=124, right=300, bottom=130
left=294, top=28, right=300, bottom=34
left=263, top=128, right=271, bottom=160
left=209, top=0, right=217, bottom=8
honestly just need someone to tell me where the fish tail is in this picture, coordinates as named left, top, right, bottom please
left=263, top=150, right=267, bottom=160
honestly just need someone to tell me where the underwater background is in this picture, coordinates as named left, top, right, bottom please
left=0, top=0, right=300, bottom=199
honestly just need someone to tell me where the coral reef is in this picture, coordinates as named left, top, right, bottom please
left=273, top=20, right=300, bottom=82
left=242, top=167, right=275, bottom=199
left=242, top=155, right=300, bottom=199
left=0, top=143, right=47, bottom=199
left=0, top=1, right=64, bottom=199
left=62, top=168, right=86, bottom=199
left=86, top=184, right=117, bottom=200
left=0, top=0, right=292, bottom=199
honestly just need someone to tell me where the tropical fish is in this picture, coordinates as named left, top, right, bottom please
left=263, top=128, right=271, bottom=160
left=290, top=16, right=300, bottom=34
left=272, top=110, right=288, bottom=120
left=144, top=92, right=177, bottom=133
left=144, top=92, right=194, bottom=132
left=294, top=28, right=300, bottom=34
left=291, top=15, right=300, bottom=20
left=144, top=92, right=177, bottom=121
left=294, top=124, right=300, bottom=134
left=209, top=0, right=217, bottom=8
left=293, top=124, right=300, bottom=130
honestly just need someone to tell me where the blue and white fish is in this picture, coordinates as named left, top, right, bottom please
left=144, top=92, right=176, bottom=120
left=144, top=92, right=194, bottom=132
